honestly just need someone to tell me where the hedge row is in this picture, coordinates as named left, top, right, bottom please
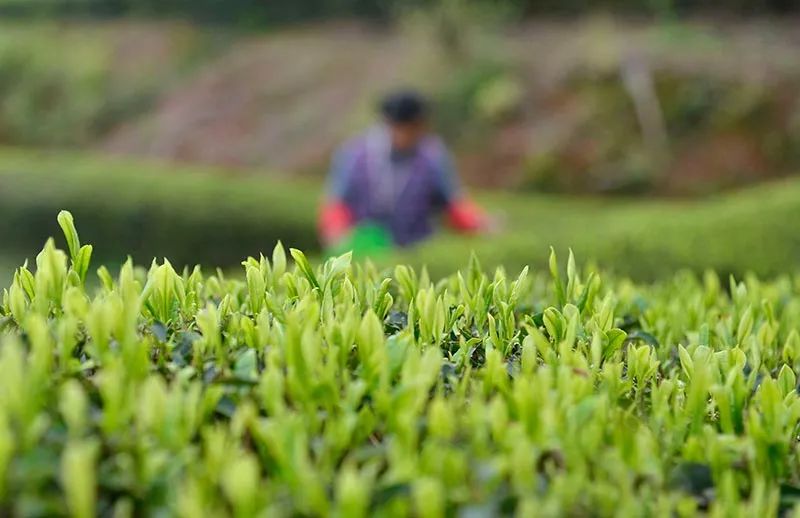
left=405, top=181, right=800, bottom=280
left=0, top=149, right=320, bottom=271
left=3, top=147, right=800, bottom=282
left=1, top=0, right=797, bottom=25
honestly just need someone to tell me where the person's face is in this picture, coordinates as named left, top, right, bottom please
left=389, top=120, right=428, bottom=152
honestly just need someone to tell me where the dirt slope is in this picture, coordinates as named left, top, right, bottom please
left=103, top=23, right=422, bottom=173
left=101, top=18, right=800, bottom=192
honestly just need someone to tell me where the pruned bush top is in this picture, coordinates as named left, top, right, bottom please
left=2, top=212, right=800, bottom=516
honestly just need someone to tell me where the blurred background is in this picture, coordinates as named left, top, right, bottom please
left=2, top=0, right=800, bottom=284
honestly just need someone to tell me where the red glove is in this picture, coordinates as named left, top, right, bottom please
left=447, top=198, right=486, bottom=233
left=319, top=201, right=354, bottom=246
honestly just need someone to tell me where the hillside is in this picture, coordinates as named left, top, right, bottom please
left=3, top=19, right=800, bottom=195
left=99, top=18, right=800, bottom=194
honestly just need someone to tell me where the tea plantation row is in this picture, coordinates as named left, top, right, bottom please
left=1, top=212, right=800, bottom=516
left=3, top=147, right=800, bottom=283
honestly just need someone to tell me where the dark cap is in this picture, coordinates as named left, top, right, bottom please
left=379, top=90, right=429, bottom=124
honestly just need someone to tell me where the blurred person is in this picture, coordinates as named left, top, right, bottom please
left=319, top=90, right=490, bottom=252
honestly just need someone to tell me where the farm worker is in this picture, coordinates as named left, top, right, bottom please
left=319, top=89, right=489, bottom=249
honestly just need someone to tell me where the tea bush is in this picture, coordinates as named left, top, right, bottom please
left=5, top=148, right=800, bottom=283
left=2, top=212, right=800, bottom=516
left=400, top=175, right=800, bottom=281
left=0, top=149, right=319, bottom=272
left=1, top=0, right=795, bottom=25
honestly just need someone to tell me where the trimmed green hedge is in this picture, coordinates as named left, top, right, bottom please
left=1, top=0, right=797, bottom=24
left=405, top=182, right=800, bottom=280
left=0, top=149, right=320, bottom=271
left=2, top=147, right=800, bottom=282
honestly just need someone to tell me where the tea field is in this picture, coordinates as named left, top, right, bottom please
left=3, top=147, right=800, bottom=285
left=2, top=212, right=800, bottom=516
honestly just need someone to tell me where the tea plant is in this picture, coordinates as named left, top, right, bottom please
left=2, top=211, right=800, bottom=517
left=8, top=147, right=800, bottom=282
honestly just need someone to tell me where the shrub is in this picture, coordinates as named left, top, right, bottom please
left=0, top=149, right=320, bottom=273
left=0, top=0, right=796, bottom=25
left=2, top=213, right=800, bottom=514
left=473, top=74, right=524, bottom=124
left=401, top=176, right=800, bottom=281
left=3, top=148, right=800, bottom=283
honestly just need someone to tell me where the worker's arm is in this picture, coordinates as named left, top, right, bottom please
left=431, top=141, right=488, bottom=233
left=319, top=144, right=358, bottom=246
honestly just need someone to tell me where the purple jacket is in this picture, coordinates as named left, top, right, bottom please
left=326, top=126, right=461, bottom=246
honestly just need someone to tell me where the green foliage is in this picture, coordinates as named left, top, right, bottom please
left=3, top=214, right=800, bottom=514
left=0, top=0, right=796, bottom=26
left=473, top=74, right=524, bottom=123
left=433, top=60, right=514, bottom=141
left=0, top=21, right=212, bottom=146
left=5, top=147, right=800, bottom=284
left=0, top=148, right=319, bottom=275
left=399, top=176, right=800, bottom=281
